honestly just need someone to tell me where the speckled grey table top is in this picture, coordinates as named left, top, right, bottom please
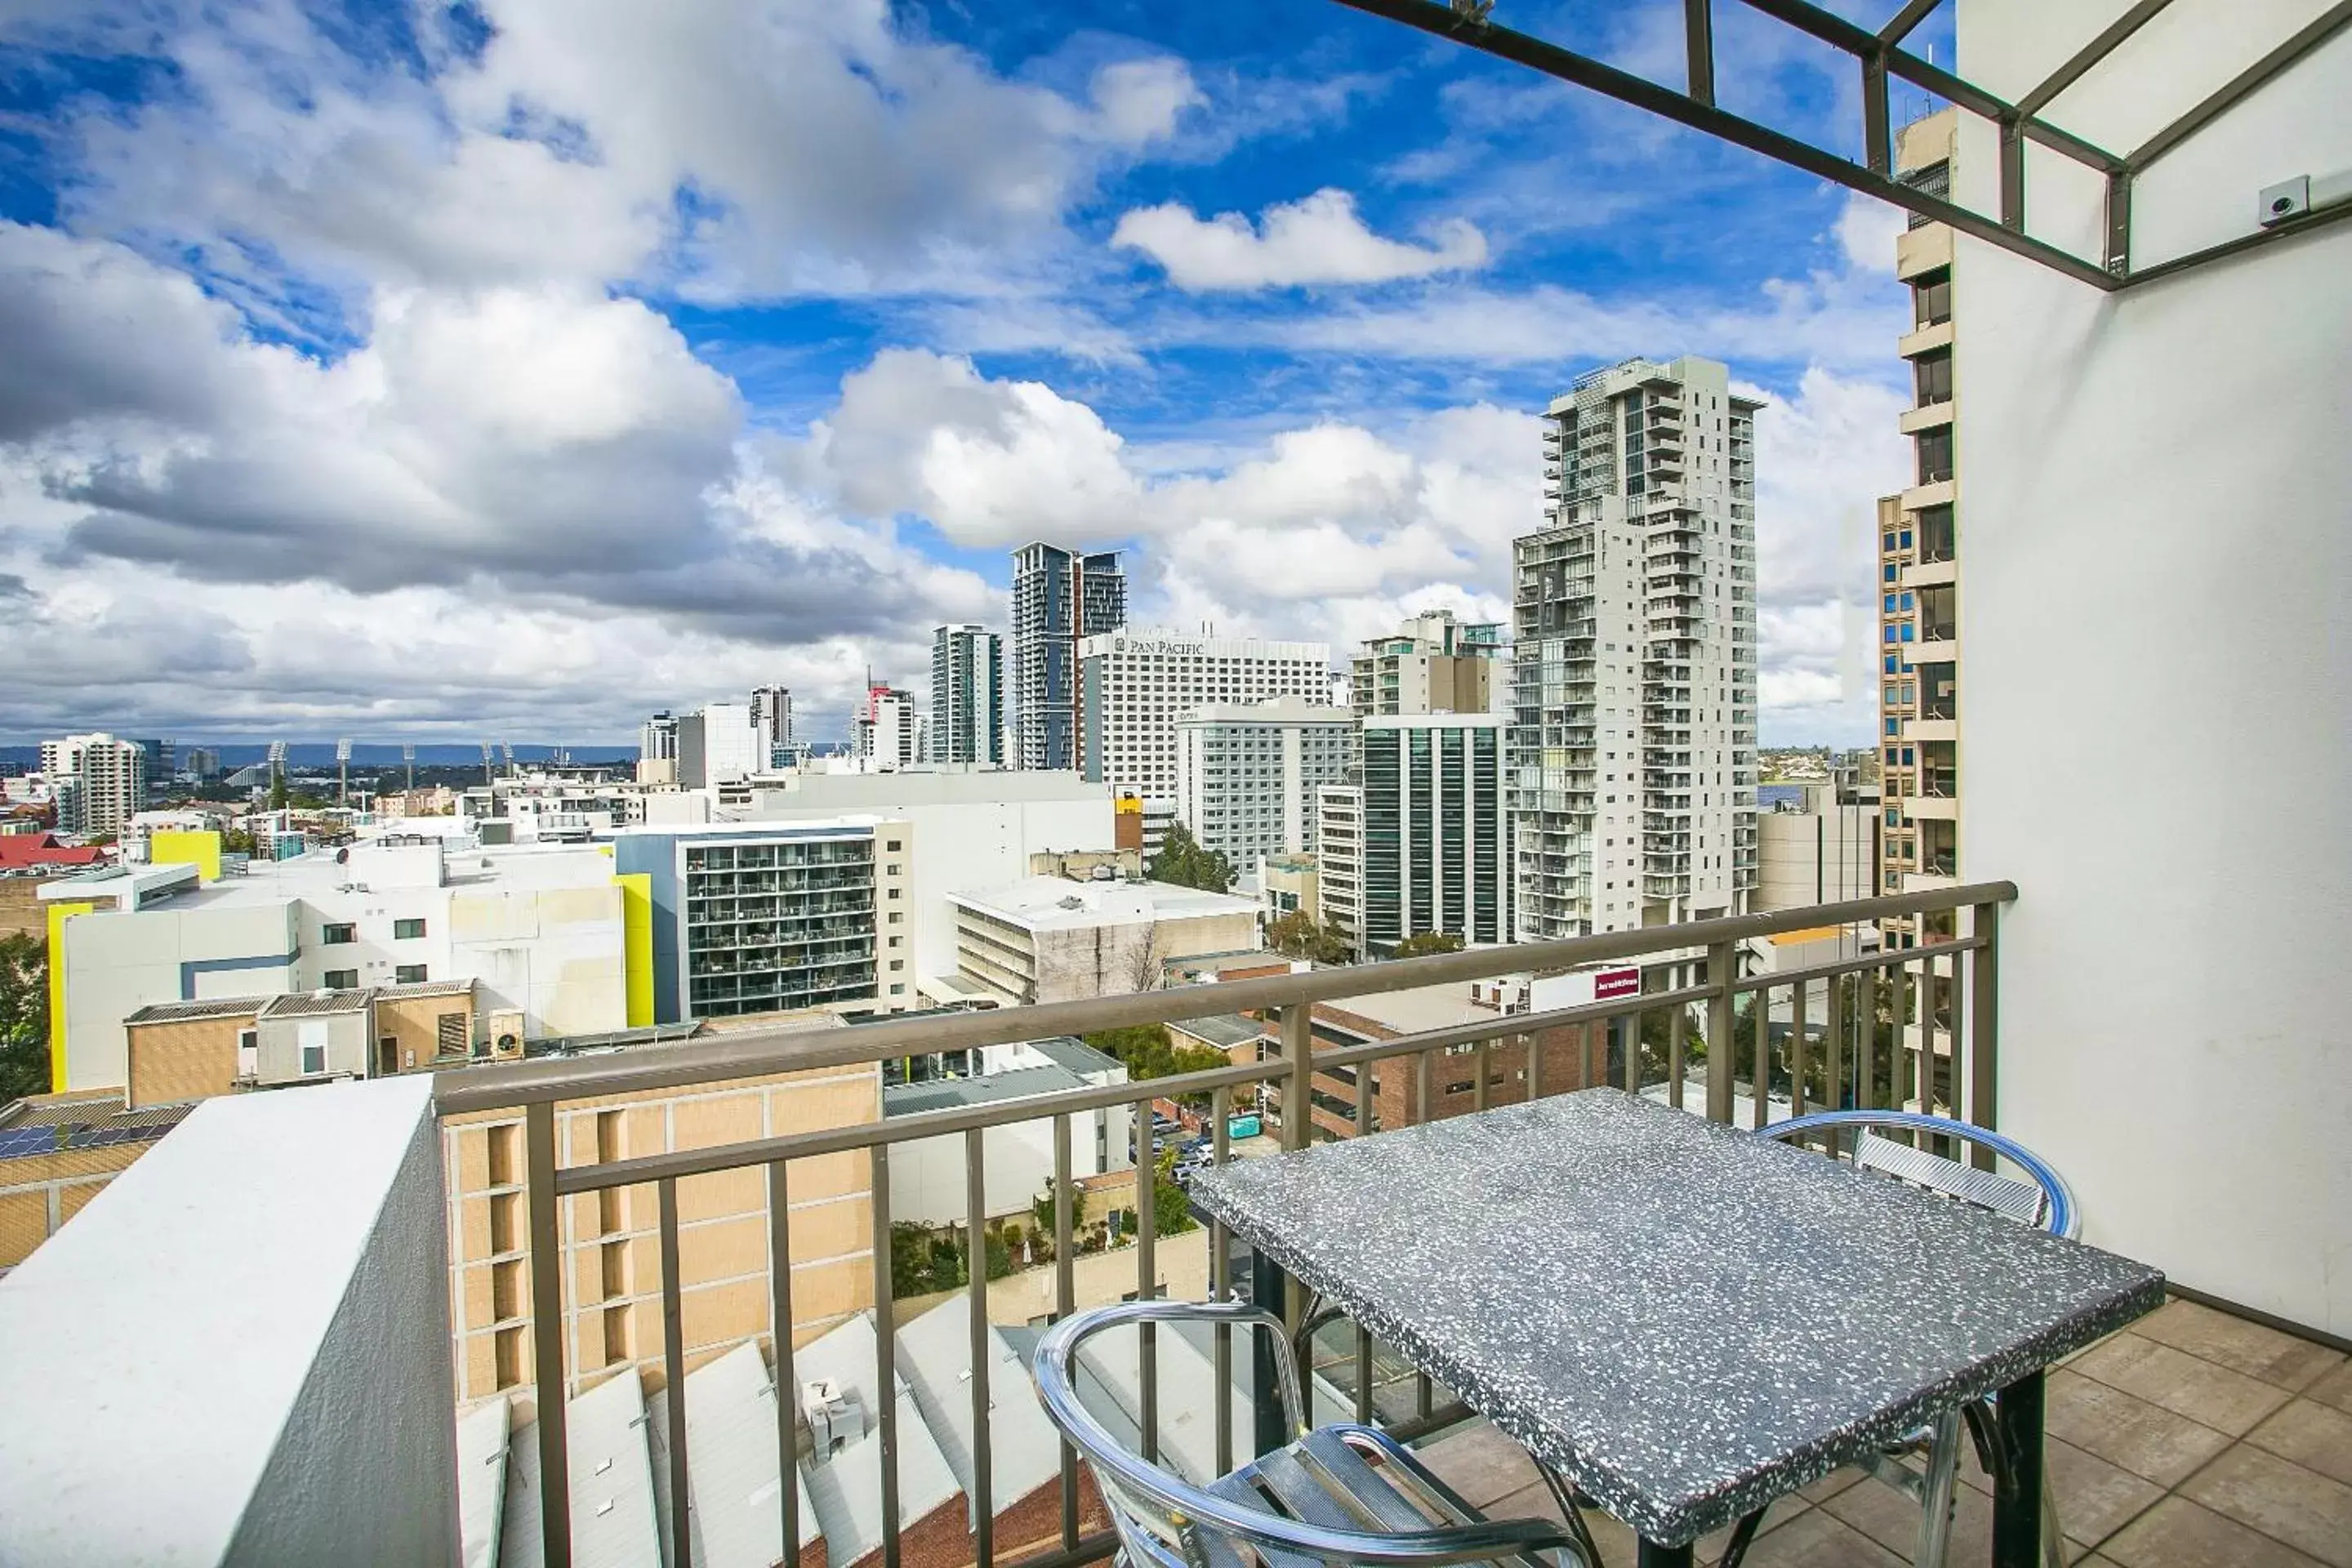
left=1188, top=1089, right=2164, bottom=1546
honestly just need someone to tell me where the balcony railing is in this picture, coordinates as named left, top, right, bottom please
left=432, top=881, right=2016, bottom=1568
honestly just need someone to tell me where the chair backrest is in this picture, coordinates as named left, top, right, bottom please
left=1031, top=1298, right=1581, bottom=1567
left=1763, top=1110, right=2077, bottom=1238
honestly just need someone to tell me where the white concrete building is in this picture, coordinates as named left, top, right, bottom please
left=688, top=766, right=1115, bottom=986
left=1078, top=628, right=1330, bottom=805
left=43, top=836, right=629, bottom=1093
left=884, top=1036, right=1132, bottom=1227
left=856, top=687, right=920, bottom=772
left=1757, top=783, right=1881, bottom=913
left=1515, top=354, right=1760, bottom=939
left=38, top=733, right=145, bottom=838
left=949, top=875, right=1263, bottom=1005
left=1949, top=0, right=2352, bottom=1341
left=678, top=702, right=763, bottom=789
left=1350, top=610, right=1510, bottom=717
left=1174, top=697, right=1357, bottom=867
left=751, top=685, right=794, bottom=760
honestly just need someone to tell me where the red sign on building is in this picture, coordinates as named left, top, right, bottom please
left=1592, top=967, right=1642, bottom=1001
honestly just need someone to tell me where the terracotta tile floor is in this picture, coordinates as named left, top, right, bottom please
left=1414, top=1297, right=2350, bottom=1566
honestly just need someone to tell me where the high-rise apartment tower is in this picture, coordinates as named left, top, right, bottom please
left=38, top=733, right=146, bottom=838
left=1512, top=354, right=1760, bottom=939
left=1880, top=109, right=1963, bottom=951
left=1009, top=543, right=1125, bottom=771
left=930, top=625, right=1004, bottom=764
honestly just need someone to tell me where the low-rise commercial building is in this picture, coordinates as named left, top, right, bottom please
left=42, top=835, right=631, bottom=1094
left=949, top=876, right=1263, bottom=1005
left=610, top=820, right=915, bottom=1026
left=883, top=1036, right=1133, bottom=1228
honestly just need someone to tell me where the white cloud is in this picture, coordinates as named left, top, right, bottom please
left=43, top=0, right=1202, bottom=305
left=1834, top=191, right=1906, bottom=274
left=1112, top=189, right=1487, bottom=291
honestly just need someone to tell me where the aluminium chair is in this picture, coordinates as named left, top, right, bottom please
left=1032, top=1298, right=1595, bottom=1568
left=1764, top=1110, right=2077, bottom=1568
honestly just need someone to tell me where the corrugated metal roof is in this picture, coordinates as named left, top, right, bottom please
left=375, top=978, right=474, bottom=1000
left=882, top=1062, right=1086, bottom=1117
left=642, top=1381, right=704, bottom=1568
left=258, top=988, right=375, bottom=1018
left=893, top=1295, right=1064, bottom=1519
left=1169, top=1013, right=1269, bottom=1050
left=1025, top=1035, right=1122, bottom=1076
left=122, top=996, right=270, bottom=1026
left=567, top=1370, right=662, bottom=1568
left=795, top=1313, right=964, bottom=1568
left=456, top=1396, right=510, bottom=1568
left=683, top=1341, right=822, bottom=1568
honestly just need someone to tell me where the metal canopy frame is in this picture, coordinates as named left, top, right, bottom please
left=1334, top=0, right=2352, bottom=290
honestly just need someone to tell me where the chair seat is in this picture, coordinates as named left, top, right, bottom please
left=1187, top=1424, right=1564, bottom=1568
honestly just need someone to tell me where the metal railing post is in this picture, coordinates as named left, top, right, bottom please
left=1969, top=900, right=2001, bottom=1169
left=1705, top=940, right=1735, bottom=1123
left=1280, top=1002, right=1313, bottom=1152
left=525, top=1100, right=571, bottom=1568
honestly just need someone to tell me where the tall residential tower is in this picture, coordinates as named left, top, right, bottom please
left=930, top=625, right=1003, bottom=764
left=1009, top=543, right=1125, bottom=771
left=1880, top=109, right=1963, bottom=951
left=1512, top=355, right=1759, bottom=939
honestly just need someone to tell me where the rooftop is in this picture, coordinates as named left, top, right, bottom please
left=950, top=875, right=1261, bottom=930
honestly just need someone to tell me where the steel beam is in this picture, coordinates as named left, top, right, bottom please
left=1877, top=0, right=1943, bottom=47
left=2128, top=0, right=2352, bottom=172
left=2017, top=0, right=2178, bottom=118
left=1321, top=0, right=2120, bottom=290
left=1685, top=0, right=1715, bottom=106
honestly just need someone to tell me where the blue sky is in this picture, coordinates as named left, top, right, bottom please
left=0, top=0, right=1935, bottom=746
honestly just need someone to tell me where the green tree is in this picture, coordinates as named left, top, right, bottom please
left=889, top=1221, right=969, bottom=1297
left=1149, top=1152, right=1197, bottom=1238
left=1031, top=1176, right=1090, bottom=1245
left=1082, top=1025, right=1230, bottom=1106
left=1389, top=930, right=1465, bottom=959
left=1146, top=822, right=1236, bottom=893
left=0, top=932, right=51, bottom=1103
left=1267, top=910, right=1351, bottom=964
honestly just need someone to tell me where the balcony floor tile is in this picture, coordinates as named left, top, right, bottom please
left=2045, top=1366, right=2236, bottom=1486
left=2176, top=1445, right=2352, bottom=1568
left=2070, top=1331, right=2294, bottom=1437
left=2305, top=1359, right=2352, bottom=1417
left=2132, top=1298, right=2345, bottom=1393
left=2096, top=1495, right=2328, bottom=1568
left=2247, top=1399, right=2352, bottom=1488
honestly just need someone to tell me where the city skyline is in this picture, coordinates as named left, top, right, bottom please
left=0, top=2, right=1916, bottom=751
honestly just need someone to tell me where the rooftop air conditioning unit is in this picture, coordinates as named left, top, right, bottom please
left=488, top=1009, right=525, bottom=1060
left=801, top=1378, right=866, bottom=1459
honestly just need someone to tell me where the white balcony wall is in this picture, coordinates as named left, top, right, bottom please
left=1958, top=1, right=2352, bottom=1335
left=0, top=1076, right=457, bottom=1563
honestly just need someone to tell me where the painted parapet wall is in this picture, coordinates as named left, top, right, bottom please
left=0, top=1076, right=458, bottom=1564
left=1956, top=0, right=2352, bottom=1336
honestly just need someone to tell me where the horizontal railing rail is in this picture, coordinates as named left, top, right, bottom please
left=457, top=881, right=2014, bottom=1568
left=433, top=880, right=2015, bottom=1114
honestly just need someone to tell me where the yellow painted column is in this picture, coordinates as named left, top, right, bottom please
left=44, top=902, right=96, bottom=1094
left=613, top=873, right=654, bottom=1028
